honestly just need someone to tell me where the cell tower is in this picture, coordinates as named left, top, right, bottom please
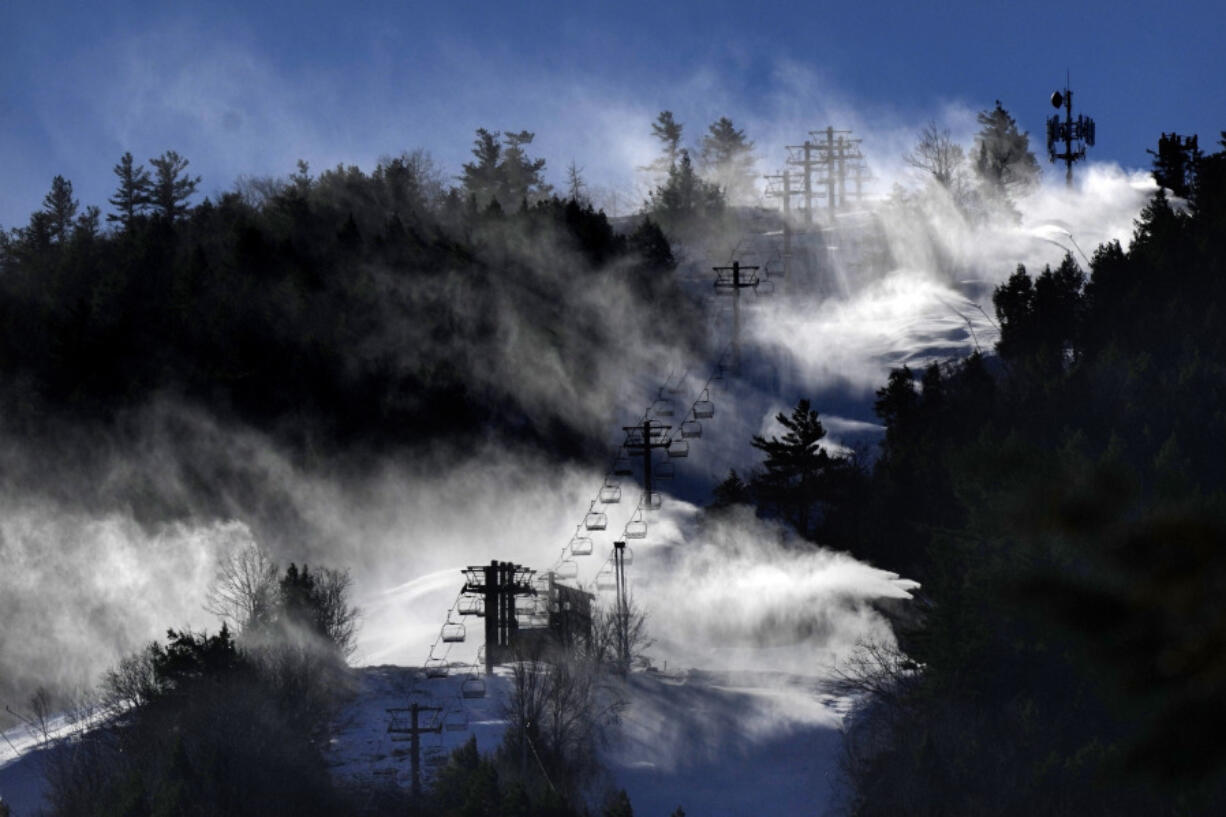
left=1046, top=78, right=1096, bottom=186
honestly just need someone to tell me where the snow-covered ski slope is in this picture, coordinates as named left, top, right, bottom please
left=326, top=664, right=854, bottom=816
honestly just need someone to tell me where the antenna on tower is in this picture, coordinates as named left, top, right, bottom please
left=1046, top=75, right=1096, bottom=186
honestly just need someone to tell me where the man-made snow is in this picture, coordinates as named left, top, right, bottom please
left=326, top=663, right=855, bottom=816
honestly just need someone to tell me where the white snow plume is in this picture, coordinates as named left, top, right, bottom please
left=621, top=504, right=917, bottom=675
left=0, top=506, right=239, bottom=710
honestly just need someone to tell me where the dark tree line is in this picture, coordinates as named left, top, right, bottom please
left=720, top=130, right=1226, bottom=815
left=0, top=140, right=692, bottom=466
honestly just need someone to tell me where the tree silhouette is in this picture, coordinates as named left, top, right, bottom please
left=41, top=175, right=78, bottom=243
left=972, top=100, right=1040, bottom=216
left=148, top=150, right=200, bottom=220
left=699, top=116, right=756, bottom=202
left=649, top=110, right=684, bottom=172
left=750, top=399, right=832, bottom=536
left=107, top=152, right=151, bottom=229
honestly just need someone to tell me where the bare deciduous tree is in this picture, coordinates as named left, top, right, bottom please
left=204, top=542, right=278, bottom=631
left=905, top=122, right=965, bottom=190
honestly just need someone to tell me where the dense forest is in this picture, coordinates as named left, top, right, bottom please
left=722, top=131, right=1226, bottom=814
left=4, top=107, right=1226, bottom=815
left=0, top=139, right=693, bottom=468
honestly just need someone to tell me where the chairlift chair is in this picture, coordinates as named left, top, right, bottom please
left=681, top=419, right=702, bottom=438
left=461, top=677, right=486, bottom=699
left=652, top=399, right=675, bottom=417
left=425, top=658, right=449, bottom=678
left=613, top=456, right=633, bottom=476
left=458, top=595, right=484, bottom=616
left=694, top=390, right=715, bottom=419
left=599, top=479, right=622, bottom=503
left=621, top=546, right=634, bottom=566
left=444, top=709, right=468, bottom=732
left=756, top=279, right=776, bottom=295
left=639, top=491, right=663, bottom=511
left=584, top=502, right=607, bottom=531
left=668, top=439, right=690, bottom=458
left=570, top=530, right=594, bottom=556
left=625, top=511, right=648, bottom=539
left=556, top=560, right=579, bottom=580
left=595, top=564, right=617, bottom=590
left=441, top=620, right=466, bottom=643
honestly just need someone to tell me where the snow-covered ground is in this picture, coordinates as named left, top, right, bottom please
left=325, top=663, right=855, bottom=816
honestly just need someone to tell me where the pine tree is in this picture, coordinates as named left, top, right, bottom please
left=972, top=101, right=1040, bottom=214
left=461, top=129, right=551, bottom=210
left=700, top=116, right=756, bottom=202
left=108, top=152, right=151, bottom=229
left=148, top=150, right=201, bottom=220
left=41, top=175, right=78, bottom=243
left=750, top=399, right=832, bottom=536
left=644, top=110, right=684, bottom=176
left=645, top=149, right=724, bottom=232
left=1147, top=132, right=1201, bottom=199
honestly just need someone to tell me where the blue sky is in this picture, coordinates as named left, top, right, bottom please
left=3, top=0, right=1223, bottom=227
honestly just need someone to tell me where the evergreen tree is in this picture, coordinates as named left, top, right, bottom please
left=148, top=150, right=201, bottom=220
left=500, top=129, right=552, bottom=206
left=645, top=150, right=723, bottom=232
left=1147, top=132, right=1201, bottom=199
left=750, top=399, right=832, bottom=536
left=460, top=129, right=551, bottom=209
left=972, top=100, right=1040, bottom=215
left=643, top=110, right=684, bottom=176
left=107, top=152, right=152, bottom=229
left=41, top=175, right=78, bottom=243
left=699, top=116, right=756, bottom=202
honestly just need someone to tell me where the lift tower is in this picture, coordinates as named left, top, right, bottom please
left=1046, top=80, right=1096, bottom=186
left=785, top=140, right=820, bottom=226
left=387, top=702, right=443, bottom=801
left=613, top=539, right=631, bottom=673
left=462, top=561, right=536, bottom=675
left=714, top=260, right=761, bottom=374
left=622, top=418, right=672, bottom=510
left=764, top=170, right=802, bottom=276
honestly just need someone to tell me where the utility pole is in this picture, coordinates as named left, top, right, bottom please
left=1046, top=78, right=1096, bottom=187
left=713, top=260, right=761, bottom=374
left=462, top=561, right=536, bottom=675
left=387, top=701, right=443, bottom=802
left=613, top=539, right=630, bottom=673
left=622, top=418, right=671, bottom=508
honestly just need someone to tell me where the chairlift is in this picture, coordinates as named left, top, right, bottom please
left=652, top=399, right=675, bottom=418
left=668, top=439, right=690, bottom=458
left=556, top=560, right=579, bottom=580
left=461, top=677, right=486, bottom=699
left=425, top=658, right=449, bottom=678
left=621, top=546, right=635, bottom=566
left=681, top=419, right=702, bottom=438
left=458, top=595, right=484, bottom=616
left=639, top=491, right=662, bottom=511
left=599, top=478, right=622, bottom=504
left=571, top=531, right=594, bottom=556
left=613, top=456, right=633, bottom=476
left=584, top=502, right=608, bottom=531
left=441, top=620, right=466, bottom=643
left=654, top=460, right=675, bottom=480
left=659, top=384, right=681, bottom=398
left=444, top=709, right=468, bottom=732
left=756, top=279, right=776, bottom=295
left=625, top=511, right=647, bottom=539
left=595, top=565, right=617, bottom=590
left=693, top=390, right=715, bottom=419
